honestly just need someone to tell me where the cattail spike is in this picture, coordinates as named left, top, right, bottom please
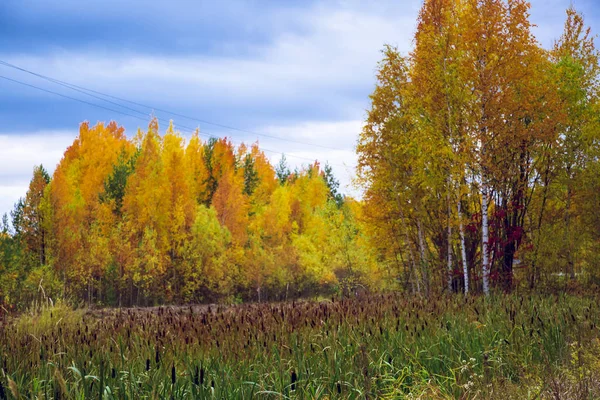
left=291, top=370, right=297, bottom=391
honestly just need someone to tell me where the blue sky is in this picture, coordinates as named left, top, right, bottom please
left=0, top=0, right=598, bottom=218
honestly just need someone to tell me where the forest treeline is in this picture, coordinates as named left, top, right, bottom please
left=0, top=121, right=381, bottom=307
left=1, top=0, right=599, bottom=309
left=357, top=0, right=600, bottom=295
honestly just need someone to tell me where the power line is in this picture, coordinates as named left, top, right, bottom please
left=0, top=74, right=352, bottom=167
left=0, top=61, right=151, bottom=119
left=0, top=59, right=345, bottom=151
left=0, top=74, right=151, bottom=122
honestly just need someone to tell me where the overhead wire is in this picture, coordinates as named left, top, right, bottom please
left=0, top=73, right=352, bottom=166
left=0, top=59, right=346, bottom=152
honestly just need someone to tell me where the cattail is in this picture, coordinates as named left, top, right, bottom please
left=193, top=366, right=199, bottom=385
left=146, top=359, right=150, bottom=371
left=0, top=381, right=5, bottom=400
left=200, top=367, right=205, bottom=385
left=337, top=382, right=342, bottom=394
left=291, top=370, right=297, bottom=391
left=111, top=368, right=116, bottom=379
left=155, top=349, right=160, bottom=365
left=171, top=364, right=176, bottom=384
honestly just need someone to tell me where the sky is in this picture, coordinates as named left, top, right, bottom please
left=0, top=0, right=598, bottom=218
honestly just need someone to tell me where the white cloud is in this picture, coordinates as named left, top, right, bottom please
left=0, top=131, right=75, bottom=217
left=256, top=119, right=362, bottom=198
left=1, top=1, right=420, bottom=113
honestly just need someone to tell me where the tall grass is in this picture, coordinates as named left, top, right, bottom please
left=1, top=293, right=599, bottom=398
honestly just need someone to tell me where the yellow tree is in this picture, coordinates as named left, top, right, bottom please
left=410, top=0, right=472, bottom=293
left=551, top=7, right=599, bottom=281
left=50, top=121, right=130, bottom=300
left=185, top=130, right=209, bottom=205
left=162, top=123, right=195, bottom=300
left=357, top=46, right=422, bottom=294
left=212, top=167, right=249, bottom=245
left=460, top=0, right=557, bottom=292
left=122, top=119, right=169, bottom=304
left=181, top=205, right=233, bottom=301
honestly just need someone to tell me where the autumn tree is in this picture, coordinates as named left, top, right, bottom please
left=551, top=7, right=599, bottom=281
left=51, top=121, right=131, bottom=301
left=14, top=165, right=51, bottom=267
left=7, top=120, right=381, bottom=306
left=358, top=0, right=573, bottom=295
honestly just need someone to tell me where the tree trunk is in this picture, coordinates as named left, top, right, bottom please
left=482, top=179, right=491, bottom=295
left=458, top=198, right=469, bottom=294
left=40, top=224, right=46, bottom=266
left=417, top=218, right=429, bottom=297
left=88, top=278, right=92, bottom=307
left=390, top=222, right=410, bottom=292
left=565, top=184, right=575, bottom=280
left=447, top=191, right=453, bottom=293
left=399, top=207, right=419, bottom=294
left=530, top=162, right=551, bottom=289
left=502, top=235, right=515, bottom=292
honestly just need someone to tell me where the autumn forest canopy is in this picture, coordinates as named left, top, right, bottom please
left=0, top=119, right=379, bottom=307
left=1, top=0, right=600, bottom=309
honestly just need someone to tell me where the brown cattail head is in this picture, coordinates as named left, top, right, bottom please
left=291, top=370, right=297, bottom=391
left=193, top=366, right=199, bottom=385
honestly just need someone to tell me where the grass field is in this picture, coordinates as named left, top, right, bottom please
left=2, top=293, right=600, bottom=399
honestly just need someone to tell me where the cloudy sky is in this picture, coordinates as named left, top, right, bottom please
left=0, top=0, right=598, bottom=218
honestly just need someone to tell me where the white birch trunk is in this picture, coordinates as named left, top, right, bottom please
left=447, top=191, right=453, bottom=293
left=417, top=218, right=429, bottom=297
left=457, top=198, right=469, bottom=294
left=481, top=179, right=490, bottom=295
left=409, top=237, right=420, bottom=295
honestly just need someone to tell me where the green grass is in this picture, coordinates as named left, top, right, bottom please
left=1, top=293, right=600, bottom=399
